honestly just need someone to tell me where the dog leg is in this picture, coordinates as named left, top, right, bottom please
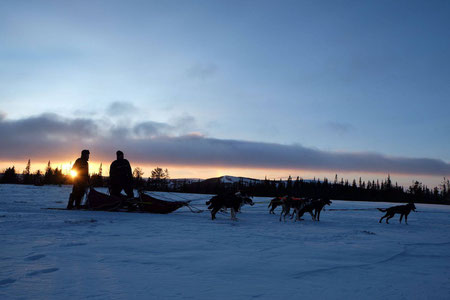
left=386, top=214, right=394, bottom=224
left=298, top=210, right=304, bottom=222
left=405, top=214, right=408, bottom=224
left=399, top=214, right=403, bottom=223
left=284, top=208, right=290, bottom=222
left=211, top=207, right=220, bottom=220
left=231, top=208, right=237, bottom=221
left=290, top=209, right=296, bottom=220
left=379, top=214, right=387, bottom=223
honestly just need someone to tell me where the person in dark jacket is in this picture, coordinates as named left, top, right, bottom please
left=67, top=149, right=90, bottom=209
left=109, top=150, right=134, bottom=198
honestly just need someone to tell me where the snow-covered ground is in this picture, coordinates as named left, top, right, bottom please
left=1, top=184, right=449, bottom=299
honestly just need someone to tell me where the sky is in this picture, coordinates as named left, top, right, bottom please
left=0, top=0, right=449, bottom=187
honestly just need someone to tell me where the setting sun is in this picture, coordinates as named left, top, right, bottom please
left=70, top=170, right=77, bottom=178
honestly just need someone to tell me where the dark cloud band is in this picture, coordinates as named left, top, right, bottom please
left=0, top=114, right=449, bottom=176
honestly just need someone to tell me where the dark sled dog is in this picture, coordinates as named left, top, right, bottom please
left=268, top=196, right=285, bottom=214
left=378, top=203, right=416, bottom=224
left=279, top=197, right=308, bottom=222
left=294, top=198, right=332, bottom=221
left=206, top=192, right=254, bottom=220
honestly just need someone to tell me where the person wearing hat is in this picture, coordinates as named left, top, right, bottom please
left=109, top=150, right=134, bottom=198
left=67, top=149, right=90, bottom=209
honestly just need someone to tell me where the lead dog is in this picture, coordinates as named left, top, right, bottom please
left=206, top=192, right=254, bottom=220
left=378, top=203, right=416, bottom=224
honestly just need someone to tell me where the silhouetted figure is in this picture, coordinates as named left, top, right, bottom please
left=67, top=150, right=90, bottom=209
left=109, top=150, right=134, bottom=198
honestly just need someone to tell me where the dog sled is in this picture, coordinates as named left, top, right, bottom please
left=84, top=188, right=199, bottom=214
left=138, top=192, right=191, bottom=214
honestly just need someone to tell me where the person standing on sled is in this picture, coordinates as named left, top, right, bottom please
left=67, top=149, right=90, bottom=209
left=109, top=150, right=134, bottom=198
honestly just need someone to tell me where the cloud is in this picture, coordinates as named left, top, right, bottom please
left=0, top=113, right=98, bottom=159
left=105, top=136, right=449, bottom=176
left=0, top=113, right=449, bottom=176
left=0, top=113, right=97, bottom=140
left=133, top=121, right=173, bottom=138
left=169, top=113, right=199, bottom=135
left=106, top=101, right=138, bottom=116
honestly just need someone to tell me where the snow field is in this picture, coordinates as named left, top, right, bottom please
left=0, top=184, right=449, bottom=299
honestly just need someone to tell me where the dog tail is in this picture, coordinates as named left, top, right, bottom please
left=377, top=208, right=387, bottom=212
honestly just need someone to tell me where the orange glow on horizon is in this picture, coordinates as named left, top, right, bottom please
left=0, top=160, right=446, bottom=188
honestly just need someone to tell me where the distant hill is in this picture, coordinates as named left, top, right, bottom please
left=168, top=175, right=318, bottom=194
left=168, top=175, right=315, bottom=187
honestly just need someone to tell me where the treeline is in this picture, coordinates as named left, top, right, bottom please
left=2, top=161, right=449, bottom=204
left=0, top=161, right=167, bottom=189
left=0, top=160, right=106, bottom=187
left=170, top=175, right=450, bottom=205
left=1, top=161, right=66, bottom=186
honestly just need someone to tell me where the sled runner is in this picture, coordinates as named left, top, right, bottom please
left=64, top=188, right=198, bottom=214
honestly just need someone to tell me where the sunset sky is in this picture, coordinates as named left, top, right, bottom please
left=1, top=0, right=449, bottom=187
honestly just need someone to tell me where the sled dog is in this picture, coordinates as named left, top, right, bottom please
left=279, top=197, right=308, bottom=222
left=268, top=196, right=285, bottom=214
left=378, top=203, right=416, bottom=224
left=293, top=198, right=332, bottom=221
left=206, top=192, right=254, bottom=220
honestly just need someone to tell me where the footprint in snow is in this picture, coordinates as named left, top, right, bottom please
left=0, top=278, right=16, bottom=285
left=61, top=242, right=87, bottom=247
left=361, top=230, right=376, bottom=235
left=25, top=254, right=46, bottom=261
left=27, top=268, right=59, bottom=277
left=64, top=219, right=97, bottom=224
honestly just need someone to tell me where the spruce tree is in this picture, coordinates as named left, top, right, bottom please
left=44, top=161, right=53, bottom=184
left=23, top=159, right=32, bottom=184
